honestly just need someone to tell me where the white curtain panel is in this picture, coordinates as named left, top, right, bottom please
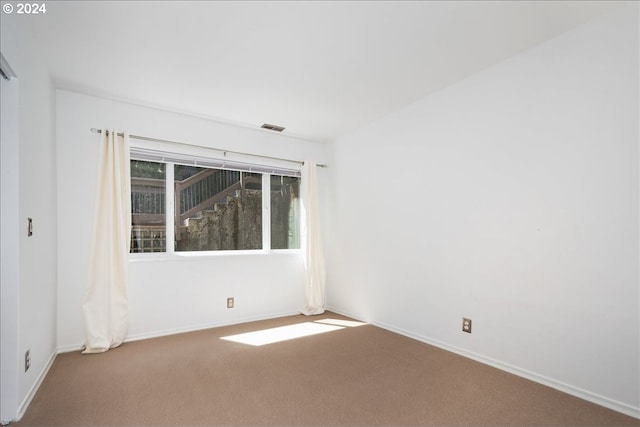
left=82, top=130, right=131, bottom=353
left=301, top=161, right=326, bottom=315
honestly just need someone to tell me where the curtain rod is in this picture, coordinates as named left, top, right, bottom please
left=90, top=128, right=327, bottom=168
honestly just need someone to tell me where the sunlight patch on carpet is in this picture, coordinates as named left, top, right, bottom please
left=221, top=322, right=344, bottom=346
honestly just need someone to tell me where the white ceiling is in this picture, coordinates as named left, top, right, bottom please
left=22, top=1, right=622, bottom=142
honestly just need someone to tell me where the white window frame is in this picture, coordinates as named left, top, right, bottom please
left=129, top=146, right=301, bottom=259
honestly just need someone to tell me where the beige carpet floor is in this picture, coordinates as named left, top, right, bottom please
left=14, top=312, right=640, bottom=426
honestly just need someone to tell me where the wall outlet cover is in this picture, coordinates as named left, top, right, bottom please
left=462, top=318, right=472, bottom=333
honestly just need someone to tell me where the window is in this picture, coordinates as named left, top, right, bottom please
left=131, top=160, right=166, bottom=253
left=129, top=156, right=300, bottom=254
left=175, top=165, right=262, bottom=251
left=270, top=175, right=300, bottom=249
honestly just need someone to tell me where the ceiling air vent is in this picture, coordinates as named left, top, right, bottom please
left=261, top=123, right=285, bottom=132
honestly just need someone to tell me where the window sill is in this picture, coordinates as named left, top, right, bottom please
left=129, top=249, right=301, bottom=262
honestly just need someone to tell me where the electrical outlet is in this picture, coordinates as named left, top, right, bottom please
left=25, top=350, right=30, bottom=372
left=227, top=297, right=234, bottom=309
left=462, top=318, right=472, bottom=333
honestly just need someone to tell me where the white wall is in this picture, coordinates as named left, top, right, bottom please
left=327, top=4, right=639, bottom=417
left=56, top=91, right=327, bottom=350
left=1, top=14, right=58, bottom=423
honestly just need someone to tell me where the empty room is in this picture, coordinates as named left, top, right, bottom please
left=1, top=1, right=638, bottom=426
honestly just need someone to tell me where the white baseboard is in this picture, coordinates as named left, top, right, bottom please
left=125, top=310, right=301, bottom=343
left=325, top=305, right=369, bottom=323
left=57, top=310, right=303, bottom=354
left=17, top=350, right=57, bottom=421
left=57, top=342, right=83, bottom=354
left=371, top=318, right=640, bottom=420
